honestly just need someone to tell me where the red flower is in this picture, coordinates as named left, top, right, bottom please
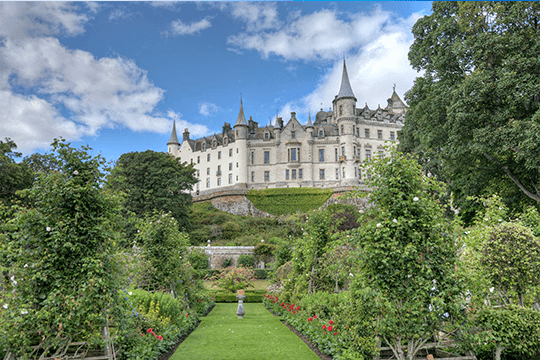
left=147, top=328, right=153, bottom=333
left=327, top=326, right=333, bottom=332
left=199, top=299, right=202, bottom=302
left=140, top=334, right=144, bottom=337
left=211, top=298, right=213, bottom=301
left=313, top=315, right=317, bottom=319
left=292, top=310, right=296, bottom=314
left=151, top=331, right=155, bottom=336
left=186, top=313, right=189, bottom=316
left=281, top=302, right=284, bottom=306
left=322, top=325, right=327, bottom=330
left=296, top=306, right=300, bottom=311
left=334, top=332, right=338, bottom=336
left=157, top=335, right=163, bottom=341
left=329, top=320, right=334, bottom=325
left=308, top=317, right=313, bottom=321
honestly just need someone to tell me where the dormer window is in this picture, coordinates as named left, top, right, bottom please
left=224, top=137, right=228, bottom=145
left=264, top=132, right=269, bottom=140
left=202, top=143, right=206, bottom=151
left=318, top=129, right=324, bottom=137
left=212, top=140, right=217, bottom=148
left=291, top=131, right=296, bottom=139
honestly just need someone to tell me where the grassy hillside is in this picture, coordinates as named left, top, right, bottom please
left=188, top=202, right=302, bottom=246
left=246, top=188, right=333, bottom=216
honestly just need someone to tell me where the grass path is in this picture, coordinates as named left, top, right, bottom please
left=170, top=303, right=320, bottom=360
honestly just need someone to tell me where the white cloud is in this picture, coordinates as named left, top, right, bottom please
left=0, top=2, right=90, bottom=40
left=274, top=10, right=423, bottom=120
left=0, top=37, right=206, bottom=154
left=199, top=102, right=220, bottom=117
left=167, top=110, right=208, bottom=138
left=229, top=2, right=279, bottom=32
left=150, top=1, right=180, bottom=10
left=109, top=8, right=133, bottom=21
left=164, top=17, right=212, bottom=37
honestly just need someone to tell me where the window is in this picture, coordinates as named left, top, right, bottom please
left=229, top=174, right=232, bottom=184
left=224, top=137, right=228, bottom=145
left=319, top=130, right=323, bottom=137
left=292, top=169, right=296, bottom=180
left=217, top=178, right=221, bottom=186
left=319, top=169, right=325, bottom=180
left=335, top=148, right=338, bottom=162
left=197, top=156, right=200, bottom=164
left=356, top=128, right=359, bottom=137
left=336, top=168, right=339, bottom=179
left=217, top=165, right=221, bottom=175
left=342, top=146, right=345, bottom=156
left=251, top=172, right=254, bottom=182
left=340, top=125, right=344, bottom=135
left=264, top=132, right=269, bottom=140
left=207, top=154, right=210, bottom=161
left=191, top=158, right=193, bottom=164
left=353, top=146, right=356, bottom=156
left=202, top=143, right=206, bottom=151
left=339, top=105, right=342, bottom=115
left=291, top=131, right=296, bottom=139
left=365, top=129, right=370, bottom=138
left=319, top=149, right=324, bottom=162
left=357, top=148, right=360, bottom=156
left=264, top=151, right=270, bottom=164
left=378, top=151, right=384, bottom=159
left=207, top=167, right=210, bottom=175
left=228, top=163, right=232, bottom=171
left=236, top=162, right=238, bottom=168
left=251, top=151, right=254, bottom=164
left=299, top=169, right=303, bottom=179
left=358, top=168, right=362, bottom=179
left=365, top=149, right=371, bottom=162
left=353, top=125, right=355, bottom=135
left=264, top=171, right=270, bottom=181
left=290, top=148, right=297, bottom=162
left=218, top=151, right=221, bottom=159
left=286, top=170, right=290, bottom=180
left=197, top=170, right=200, bottom=177
left=229, top=148, right=233, bottom=156
left=343, top=167, right=346, bottom=178
left=206, top=178, right=210, bottom=188
left=390, top=131, right=395, bottom=140
left=236, top=148, right=238, bottom=153
left=377, top=130, right=382, bottom=139
left=236, top=175, right=238, bottom=181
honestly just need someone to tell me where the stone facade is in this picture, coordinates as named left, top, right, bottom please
left=211, top=195, right=271, bottom=218
left=167, top=60, right=406, bottom=198
left=198, top=246, right=271, bottom=270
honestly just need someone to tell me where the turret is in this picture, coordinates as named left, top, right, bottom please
left=234, top=98, right=248, bottom=140
left=233, top=98, right=248, bottom=185
left=167, top=120, right=180, bottom=155
left=333, top=59, right=357, bottom=119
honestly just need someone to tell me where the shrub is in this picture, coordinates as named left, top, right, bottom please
left=187, top=247, right=209, bottom=279
left=222, top=258, right=232, bottom=268
left=238, top=254, right=255, bottom=268
left=246, top=188, right=333, bottom=215
left=207, top=266, right=256, bottom=293
left=222, top=221, right=241, bottom=239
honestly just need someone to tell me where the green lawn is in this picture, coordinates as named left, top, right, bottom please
left=170, top=303, right=320, bottom=360
left=203, top=279, right=270, bottom=291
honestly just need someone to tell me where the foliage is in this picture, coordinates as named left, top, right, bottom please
left=254, top=242, right=275, bottom=265
left=479, top=222, right=540, bottom=305
left=0, top=137, right=33, bottom=205
left=272, top=238, right=293, bottom=270
left=135, top=210, right=191, bottom=299
left=353, top=147, right=464, bottom=360
left=208, top=290, right=266, bottom=303
left=0, top=139, right=124, bottom=357
left=189, top=202, right=302, bottom=246
left=222, top=258, right=232, bottom=268
left=207, top=266, right=256, bottom=293
left=108, top=150, right=197, bottom=231
left=246, top=187, right=333, bottom=215
left=400, top=1, right=540, bottom=219
left=238, top=254, right=255, bottom=268
left=186, top=247, right=209, bottom=279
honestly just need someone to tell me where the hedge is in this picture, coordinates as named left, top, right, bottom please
left=208, top=289, right=267, bottom=303
left=246, top=188, right=333, bottom=215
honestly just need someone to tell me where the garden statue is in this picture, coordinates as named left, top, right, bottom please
left=236, top=289, right=246, bottom=318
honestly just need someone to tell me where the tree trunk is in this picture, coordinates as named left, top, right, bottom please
left=495, top=345, right=504, bottom=360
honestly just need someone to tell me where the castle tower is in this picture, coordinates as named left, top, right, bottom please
left=333, top=59, right=357, bottom=184
left=234, top=98, right=249, bottom=185
left=167, top=119, right=180, bottom=156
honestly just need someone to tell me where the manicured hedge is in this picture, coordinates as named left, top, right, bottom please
left=209, top=289, right=266, bottom=303
left=246, top=188, right=333, bottom=215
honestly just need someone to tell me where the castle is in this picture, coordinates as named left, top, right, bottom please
left=167, top=60, right=406, bottom=196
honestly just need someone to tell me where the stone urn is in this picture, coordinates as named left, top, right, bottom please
left=236, top=289, right=246, bottom=319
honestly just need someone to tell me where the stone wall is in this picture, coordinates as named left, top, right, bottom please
left=197, top=246, right=268, bottom=269
left=320, top=190, right=372, bottom=211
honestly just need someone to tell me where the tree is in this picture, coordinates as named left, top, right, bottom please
left=400, top=2, right=540, bottom=218
left=108, top=150, right=197, bottom=232
left=0, top=138, right=33, bottom=205
left=0, top=139, right=124, bottom=357
left=353, top=147, right=464, bottom=360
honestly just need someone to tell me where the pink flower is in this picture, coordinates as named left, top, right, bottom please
left=308, top=317, right=313, bottom=322
left=334, top=332, right=338, bottom=336
left=147, top=328, right=153, bottom=333
left=329, top=320, right=334, bottom=325
left=322, top=325, right=327, bottom=330
left=313, top=315, right=317, bottom=319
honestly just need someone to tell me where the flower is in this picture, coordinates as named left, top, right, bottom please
left=322, top=325, right=327, bottom=330
left=73, top=170, right=79, bottom=175
left=349, top=273, right=354, bottom=277
left=329, top=320, right=334, bottom=325
left=413, top=196, right=419, bottom=201
left=140, top=334, right=144, bottom=337
left=147, top=328, right=153, bottom=333
left=24, top=264, right=28, bottom=267
left=128, top=291, right=132, bottom=295
left=376, top=223, right=382, bottom=228
left=296, top=306, right=300, bottom=310
left=21, top=310, right=28, bottom=315
left=489, top=287, right=495, bottom=293
left=393, top=219, right=398, bottom=223
left=2, top=304, right=7, bottom=309
left=46, top=226, right=51, bottom=232
left=327, top=326, right=333, bottom=332
left=313, top=315, right=317, bottom=319
left=292, top=310, right=296, bottom=314
left=334, top=331, right=338, bottom=336
left=186, top=313, right=189, bottom=316
left=157, top=335, right=163, bottom=341
left=308, top=317, right=313, bottom=322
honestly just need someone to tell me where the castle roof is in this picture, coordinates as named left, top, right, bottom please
left=337, top=59, right=356, bottom=100
left=168, top=120, right=180, bottom=145
left=234, top=98, right=248, bottom=126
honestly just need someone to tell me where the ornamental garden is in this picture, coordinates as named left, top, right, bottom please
left=1, top=138, right=539, bottom=360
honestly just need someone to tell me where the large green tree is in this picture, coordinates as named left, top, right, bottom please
left=108, top=150, right=197, bottom=231
left=400, top=2, right=540, bottom=218
left=0, top=138, right=33, bottom=205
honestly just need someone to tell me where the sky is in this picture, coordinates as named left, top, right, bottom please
left=1, top=1, right=432, bottom=164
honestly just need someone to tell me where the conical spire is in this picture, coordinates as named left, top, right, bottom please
left=235, top=97, right=247, bottom=126
left=337, top=59, right=356, bottom=99
left=306, top=110, right=313, bottom=127
left=168, top=119, right=180, bottom=145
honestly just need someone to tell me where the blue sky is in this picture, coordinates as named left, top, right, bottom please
left=1, top=1, right=432, bottom=164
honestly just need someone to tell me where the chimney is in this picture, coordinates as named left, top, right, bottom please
left=183, top=128, right=190, bottom=141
